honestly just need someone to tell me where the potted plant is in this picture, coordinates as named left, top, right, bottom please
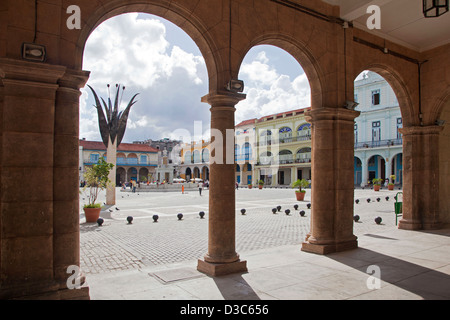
left=388, top=175, right=395, bottom=190
left=292, top=179, right=309, bottom=201
left=372, top=178, right=382, bottom=191
left=248, top=183, right=252, bottom=189
left=258, top=180, right=264, bottom=189
left=82, top=158, right=114, bottom=222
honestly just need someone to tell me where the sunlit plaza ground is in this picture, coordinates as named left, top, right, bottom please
left=79, top=187, right=450, bottom=300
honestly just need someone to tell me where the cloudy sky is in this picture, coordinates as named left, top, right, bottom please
left=80, top=13, right=311, bottom=144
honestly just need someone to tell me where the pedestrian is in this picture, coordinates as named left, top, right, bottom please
left=236, top=182, right=239, bottom=190
left=182, top=185, right=185, bottom=194
left=132, top=179, right=136, bottom=193
left=198, top=182, right=202, bottom=196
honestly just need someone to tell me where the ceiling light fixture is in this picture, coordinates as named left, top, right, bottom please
left=423, top=0, right=449, bottom=18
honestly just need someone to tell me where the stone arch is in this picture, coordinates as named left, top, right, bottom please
left=352, top=64, right=415, bottom=127
left=74, top=1, right=221, bottom=91
left=236, top=34, right=324, bottom=110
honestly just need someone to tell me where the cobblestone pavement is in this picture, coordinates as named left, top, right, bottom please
left=80, top=187, right=402, bottom=275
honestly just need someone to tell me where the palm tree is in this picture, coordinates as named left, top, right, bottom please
left=87, top=84, right=139, bottom=205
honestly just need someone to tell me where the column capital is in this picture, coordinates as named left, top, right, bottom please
left=58, top=68, right=90, bottom=90
left=201, top=90, right=246, bottom=107
left=399, top=125, right=443, bottom=136
left=305, top=107, right=360, bottom=124
left=0, top=58, right=66, bottom=84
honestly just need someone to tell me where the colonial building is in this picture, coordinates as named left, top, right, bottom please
left=254, top=108, right=312, bottom=186
left=177, top=140, right=210, bottom=182
left=79, top=139, right=159, bottom=185
left=353, top=72, right=403, bottom=186
left=235, top=118, right=257, bottom=185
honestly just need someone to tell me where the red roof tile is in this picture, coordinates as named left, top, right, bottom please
left=79, top=140, right=158, bottom=153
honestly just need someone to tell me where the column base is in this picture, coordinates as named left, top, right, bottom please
left=0, top=282, right=90, bottom=300
left=398, top=218, right=443, bottom=230
left=301, top=239, right=358, bottom=255
left=197, top=259, right=248, bottom=277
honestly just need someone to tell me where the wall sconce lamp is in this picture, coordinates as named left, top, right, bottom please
left=226, top=79, right=245, bottom=93
left=436, top=119, right=446, bottom=126
left=423, top=0, right=449, bottom=18
left=22, top=42, right=46, bottom=62
left=344, top=100, right=359, bottom=110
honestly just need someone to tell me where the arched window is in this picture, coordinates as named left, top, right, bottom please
left=193, top=150, right=201, bottom=163
left=235, top=144, right=240, bottom=161
left=259, top=151, right=272, bottom=165
left=259, top=130, right=272, bottom=146
left=278, top=150, right=293, bottom=164
left=202, top=149, right=209, bottom=163
left=296, top=147, right=311, bottom=163
left=297, top=123, right=311, bottom=140
left=279, top=127, right=293, bottom=141
left=184, top=151, right=192, bottom=164
left=242, top=142, right=252, bottom=161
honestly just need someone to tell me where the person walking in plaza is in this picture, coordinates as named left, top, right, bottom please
left=131, top=179, right=136, bottom=193
left=198, top=182, right=202, bottom=196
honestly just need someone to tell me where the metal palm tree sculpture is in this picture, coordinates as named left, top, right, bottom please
left=87, top=84, right=139, bottom=205
left=88, top=84, right=139, bottom=148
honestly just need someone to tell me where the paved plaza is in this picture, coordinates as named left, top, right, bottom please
left=79, top=187, right=450, bottom=300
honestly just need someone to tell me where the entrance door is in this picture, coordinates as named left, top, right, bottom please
left=278, top=171, right=285, bottom=185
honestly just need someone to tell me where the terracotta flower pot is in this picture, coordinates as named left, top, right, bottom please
left=248, top=185, right=252, bottom=189
left=295, top=191, right=306, bottom=201
left=388, top=184, right=394, bottom=190
left=258, top=185, right=263, bottom=189
left=84, top=207, right=101, bottom=223
left=373, top=185, right=381, bottom=191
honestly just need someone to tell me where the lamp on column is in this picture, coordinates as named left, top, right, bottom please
left=344, top=100, right=359, bottom=110
left=423, top=0, right=449, bottom=17
left=226, top=79, right=245, bottom=93
left=22, top=42, right=46, bottom=62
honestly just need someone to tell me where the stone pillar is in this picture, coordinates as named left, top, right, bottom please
left=53, top=69, right=90, bottom=299
left=197, top=91, right=247, bottom=276
left=0, top=59, right=86, bottom=299
left=301, top=107, right=360, bottom=255
left=398, top=126, right=443, bottom=230
left=360, top=156, right=368, bottom=188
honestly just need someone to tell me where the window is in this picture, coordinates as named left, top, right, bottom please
left=354, top=123, right=358, bottom=144
left=372, top=89, right=381, bottom=106
left=372, top=121, right=381, bottom=144
left=397, top=118, right=403, bottom=139
left=140, top=155, right=147, bottom=164
left=90, top=153, right=99, bottom=163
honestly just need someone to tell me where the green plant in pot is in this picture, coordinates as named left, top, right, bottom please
left=258, top=180, right=264, bottom=189
left=292, top=179, right=309, bottom=201
left=82, top=158, right=114, bottom=222
left=389, top=175, right=396, bottom=190
left=372, top=178, right=382, bottom=191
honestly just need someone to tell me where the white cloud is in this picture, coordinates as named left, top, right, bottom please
left=236, top=49, right=311, bottom=124
left=80, top=13, right=208, bottom=143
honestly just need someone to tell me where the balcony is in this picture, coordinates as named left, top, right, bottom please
left=355, top=138, right=402, bottom=150
left=84, top=158, right=158, bottom=167
left=257, top=135, right=311, bottom=147
left=256, top=156, right=311, bottom=166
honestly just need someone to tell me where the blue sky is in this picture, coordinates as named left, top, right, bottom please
left=80, top=13, right=311, bottom=144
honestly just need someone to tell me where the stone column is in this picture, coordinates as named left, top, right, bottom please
left=197, top=91, right=247, bottom=276
left=360, top=155, right=368, bottom=188
left=301, top=107, right=360, bottom=255
left=0, top=59, right=63, bottom=299
left=398, top=126, right=443, bottom=230
left=54, top=69, right=90, bottom=299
